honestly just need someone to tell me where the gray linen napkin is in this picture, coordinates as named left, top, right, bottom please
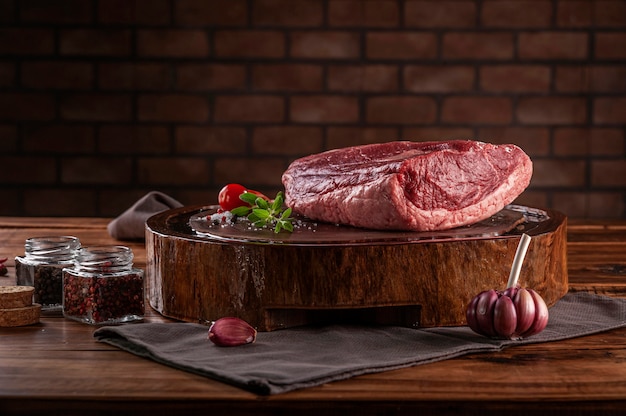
left=94, top=292, right=626, bottom=395
left=107, top=191, right=183, bottom=240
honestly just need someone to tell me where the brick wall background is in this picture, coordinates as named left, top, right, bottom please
left=1, top=0, right=625, bottom=219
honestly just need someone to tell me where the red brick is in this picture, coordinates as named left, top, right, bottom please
left=176, top=63, right=246, bottom=91
left=174, top=190, right=216, bottom=208
left=176, top=126, right=247, bottom=154
left=99, top=62, right=172, bottom=90
left=442, top=97, right=512, bottom=124
left=0, top=28, right=54, bottom=54
left=292, top=31, right=360, bottom=59
left=405, top=0, right=476, bottom=28
left=327, top=127, right=399, bottom=149
left=0, top=0, right=15, bottom=22
left=0, top=156, right=55, bottom=184
left=592, top=160, right=626, bottom=187
left=367, top=32, right=437, bottom=59
left=594, top=1, right=626, bottom=27
left=329, top=0, right=399, bottom=27
left=0, top=62, right=15, bottom=87
left=594, top=97, right=626, bottom=124
left=589, top=66, right=626, bottom=92
left=554, top=66, right=587, bottom=92
left=19, top=0, right=92, bottom=23
left=138, top=157, right=211, bottom=185
left=595, top=33, right=626, bottom=59
left=514, top=190, right=547, bottom=211
left=215, top=30, right=285, bottom=58
left=442, top=32, right=513, bottom=60
left=366, top=96, right=437, bottom=124
left=175, top=0, right=247, bottom=26
left=553, top=128, right=590, bottom=156
left=138, top=94, right=209, bottom=122
left=557, top=0, right=591, bottom=27
left=531, top=160, right=586, bottom=187
left=99, top=190, right=165, bottom=217
left=60, top=29, right=131, bottom=56
left=555, top=65, right=626, bottom=93
left=99, top=125, right=171, bottom=154
left=551, top=192, right=587, bottom=218
left=61, top=157, right=133, bottom=184
left=23, top=189, right=98, bottom=216
left=61, top=94, right=133, bottom=122
left=519, top=32, right=588, bottom=60
left=482, top=0, right=552, bottom=28
left=480, top=65, right=550, bottom=92
left=554, top=128, right=625, bottom=156
left=214, top=95, right=284, bottom=123
left=22, top=61, right=93, bottom=89
left=328, top=65, right=398, bottom=92
left=401, top=127, right=474, bottom=141
left=214, top=157, right=286, bottom=186
left=476, top=127, right=550, bottom=156
left=517, top=97, right=587, bottom=125
left=590, top=129, right=626, bottom=156
left=22, top=124, right=95, bottom=153
left=291, top=96, right=359, bottom=123
left=253, top=0, right=323, bottom=27
left=0, top=93, right=55, bottom=121
left=404, top=65, right=474, bottom=93
left=560, top=2, right=626, bottom=29
left=0, top=188, right=19, bottom=216
left=588, top=193, right=625, bottom=218
left=138, top=29, right=209, bottom=58
left=252, top=126, right=323, bottom=155
left=99, top=0, right=170, bottom=25
left=252, top=64, right=323, bottom=91
left=0, top=125, right=17, bottom=151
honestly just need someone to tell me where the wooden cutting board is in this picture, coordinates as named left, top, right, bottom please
left=145, top=205, right=568, bottom=331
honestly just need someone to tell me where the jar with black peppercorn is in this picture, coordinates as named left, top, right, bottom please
left=62, top=245, right=144, bottom=325
left=15, top=236, right=81, bottom=312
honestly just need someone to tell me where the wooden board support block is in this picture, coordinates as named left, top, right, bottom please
left=146, top=205, right=568, bottom=331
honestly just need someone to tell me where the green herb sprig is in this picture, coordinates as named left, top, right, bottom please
left=231, top=191, right=294, bottom=233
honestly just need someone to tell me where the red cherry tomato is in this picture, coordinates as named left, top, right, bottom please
left=218, top=183, right=247, bottom=211
left=218, top=184, right=269, bottom=211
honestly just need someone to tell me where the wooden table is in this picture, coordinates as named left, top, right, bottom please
left=1, top=217, right=625, bottom=416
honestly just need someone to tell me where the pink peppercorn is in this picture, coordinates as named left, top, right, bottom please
left=62, top=246, right=144, bottom=325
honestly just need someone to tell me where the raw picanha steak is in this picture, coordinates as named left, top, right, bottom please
left=281, top=140, right=532, bottom=231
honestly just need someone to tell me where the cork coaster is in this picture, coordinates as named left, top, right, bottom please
left=0, top=304, right=41, bottom=327
left=0, top=286, right=35, bottom=309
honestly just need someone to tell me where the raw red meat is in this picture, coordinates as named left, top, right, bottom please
left=281, top=140, right=533, bottom=231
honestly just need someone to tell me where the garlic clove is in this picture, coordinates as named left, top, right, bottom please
left=475, top=289, right=498, bottom=337
left=493, top=295, right=517, bottom=339
left=520, top=289, right=549, bottom=337
left=502, top=286, right=518, bottom=298
left=208, top=317, right=257, bottom=347
left=512, top=288, right=536, bottom=336
left=465, top=294, right=482, bottom=335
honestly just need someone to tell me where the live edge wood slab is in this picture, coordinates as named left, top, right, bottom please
left=146, top=205, right=568, bottom=331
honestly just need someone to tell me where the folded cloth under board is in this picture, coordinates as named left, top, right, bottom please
left=94, top=292, right=626, bottom=395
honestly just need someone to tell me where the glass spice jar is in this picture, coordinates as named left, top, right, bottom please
left=62, top=245, right=144, bottom=325
left=15, top=236, right=81, bottom=312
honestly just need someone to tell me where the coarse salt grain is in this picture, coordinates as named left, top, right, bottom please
left=209, top=211, right=234, bottom=225
left=206, top=210, right=317, bottom=232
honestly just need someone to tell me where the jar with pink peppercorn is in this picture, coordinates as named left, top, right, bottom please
left=62, top=246, right=144, bottom=325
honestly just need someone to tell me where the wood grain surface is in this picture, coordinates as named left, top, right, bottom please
left=146, top=205, right=568, bottom=330
left=0, top=216, right=625, bottom=416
